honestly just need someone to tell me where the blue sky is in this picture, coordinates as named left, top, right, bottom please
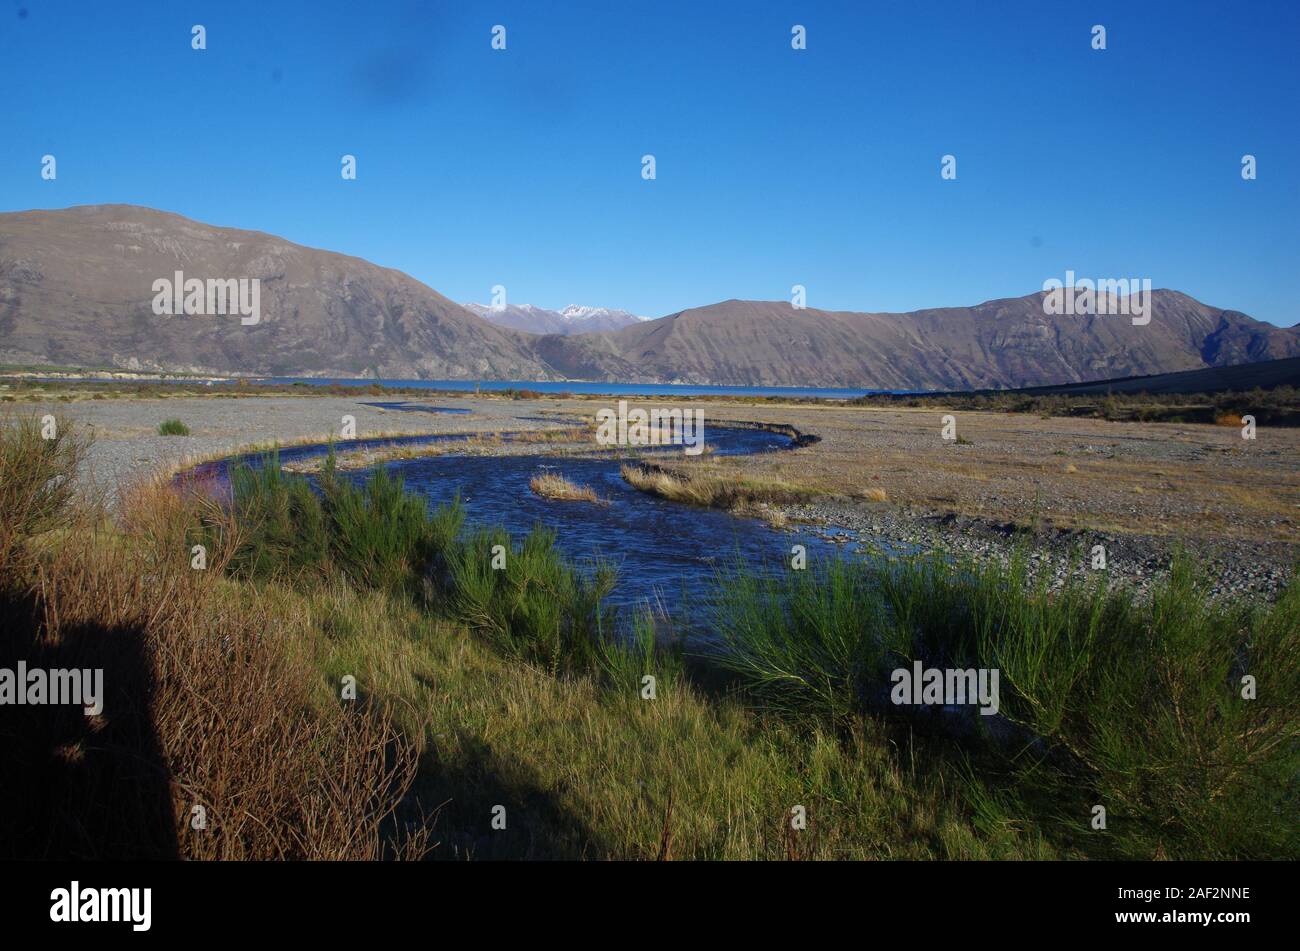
left=2, top=0, right=1297, bottom=325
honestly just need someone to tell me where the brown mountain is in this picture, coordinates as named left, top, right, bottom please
left=0, top=204, right=556, bottom=379
left=557, top=295, right=1300, bottom=390
left=2, top=204, right=1296, bottom=389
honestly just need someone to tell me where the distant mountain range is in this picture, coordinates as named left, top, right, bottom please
left=2, top=205, right=1297, bottom=389
left=463, top=302, right=646, bottom=335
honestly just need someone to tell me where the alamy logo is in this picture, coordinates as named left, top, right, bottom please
left=151, top=270, right=261, bottom=325
left=0, top=662, right=103, bottom=716
left=595, top=400, right=705, bottom=456
left=890, top=662, right=1000, bottom=716
left=50, top=881, right=151, bottom=931
left=1042, top=271, right=1151, bottom=326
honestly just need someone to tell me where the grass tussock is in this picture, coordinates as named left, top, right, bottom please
left=530, top=471, right=605, bottom=504
left=512, top=426, right=590, bottom=444
left=620, top=462, right=817, bottom=511
left=157, top=418, right=190, bottom=436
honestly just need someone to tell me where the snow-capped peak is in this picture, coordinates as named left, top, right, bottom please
left=558, top=304, right=646, bottom=322
left=464, top=301, right=650, bottom=336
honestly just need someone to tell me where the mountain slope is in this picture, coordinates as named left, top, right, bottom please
left=540, top=293, right=1300, bottom=389
left=0, top=205, right=557, bottom=379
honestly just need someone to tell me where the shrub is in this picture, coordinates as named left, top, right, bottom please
left=227, top=451, right=463, bottom=594
left=158, top=418, right=190, bottom=436
left=710, top=551, right=1300, bottom=858
left=227, top=451, right=623, bottom=676
left=442, top=523, right=617, bottom=673
left=0, top=413, right=87, bottom=584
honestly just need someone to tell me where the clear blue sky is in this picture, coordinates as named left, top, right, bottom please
left=3, top=0, right=1296, bottom=325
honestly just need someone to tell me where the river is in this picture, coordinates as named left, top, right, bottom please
left=182, top=417, right=845, bottom=614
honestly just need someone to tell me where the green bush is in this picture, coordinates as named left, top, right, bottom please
left=158, top=418, right=190, bottom=436
left=0, top=414, right=87, bottom=582
left=443, top=523, right=616, bottom=673
left=711, top=551, right=1300, bottom=859
left=227, top=451, right=460, bottom=594
left=228, top=454, right=330, bottom=580
left=226, top=452, right=628, bottom=678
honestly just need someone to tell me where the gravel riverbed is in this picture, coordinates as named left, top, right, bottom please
left=19, top=393, right=1296, bottom=601
left=775, top=497, right=1295, bottom=601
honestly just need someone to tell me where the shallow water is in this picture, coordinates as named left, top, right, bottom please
left=184, top=424, right=842, bottom=614
left=357, top=427, right=842, bottom=612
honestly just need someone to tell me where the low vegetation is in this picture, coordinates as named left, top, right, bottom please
left=3, top=413, right=1295, bottom=860
left=853, top=385, right=1300, bottom=426
left=530, top=471, right=606, bottom=504
left=710, top=552, right=1299, bottom=859
left=620, top=461, right=819, bottom=513
left=157, top=418, right=190, bottom=436
left=281, top=429, right=597, bottom=475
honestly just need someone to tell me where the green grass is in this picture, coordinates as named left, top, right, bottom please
left=259, top=579, right=1023, bottom=859
left=158, top=418, right=190, bottom=435
left=219, top=450, right=1299, bottom=859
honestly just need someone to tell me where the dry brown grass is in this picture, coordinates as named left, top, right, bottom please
left=660, top=402, right=1299, bottom=543
left=0, top=417, right=429, bottom=859
left=512, top=426, right=590, bottom=444
left=620, top=462, right=818, bottom=511
left=530, top=471, right=605, bottom=504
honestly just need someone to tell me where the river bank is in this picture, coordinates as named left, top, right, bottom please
left=15, top=391, right=1297, bottom=599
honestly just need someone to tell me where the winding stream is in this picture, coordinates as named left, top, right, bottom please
left=183, top=416, right=843, bottom=612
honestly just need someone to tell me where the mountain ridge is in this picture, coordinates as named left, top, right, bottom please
left=2, top=204, right=1297, bottom=389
